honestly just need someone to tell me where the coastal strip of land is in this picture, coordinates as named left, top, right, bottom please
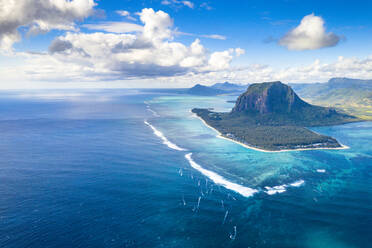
left=191, top=111, right=349, bottom=153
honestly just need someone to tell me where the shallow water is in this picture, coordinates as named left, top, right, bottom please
left=0, top=89, right=371, bottom=247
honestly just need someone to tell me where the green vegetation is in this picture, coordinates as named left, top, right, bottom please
left=193, top=108, right=349, bottom=151
left=192, top=81, right=360, bottom=151
left=292, top=78, right=372, bottom=120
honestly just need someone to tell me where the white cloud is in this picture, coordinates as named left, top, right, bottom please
left=139, top=8, right=173, bottom=43
left=3, top=52, right=372, bottom=88
left=116, top=10, right=137, bottom=21
left=116, top=10, right=130, bottom=16
left=201, top=34, right=226, bottom=40
left=0, top=0, right=96, bottom=52
left=279, top=14, right=340, bottom=51
left=235, top=48, right=245, bottom=56
left=83, top=22, right=143, bottom=33
left=6, top=8, right=239, bottom=82
left=207, top=50, right=234, bottom=70
left=182, top=1, right=194, bottom=8
left=175, top=31, right=226, bottom=40
left=6, top=6, right=370, bottom=88
left=271, top=56, right=372, bottom=82
left=151, top=55, right=372, bottom=88
left=161, top=0, right=194, bottom=9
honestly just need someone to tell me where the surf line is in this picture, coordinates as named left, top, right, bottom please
left=185, top=153, right=258, bottom=198
left=144, top=120, right=186, bottom=151
left=144, top=119, right=306, bottom=198
left=144, top=120, right=259, bottom=198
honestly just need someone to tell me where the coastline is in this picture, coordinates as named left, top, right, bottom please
left=191, top=111, right=349, bottom=153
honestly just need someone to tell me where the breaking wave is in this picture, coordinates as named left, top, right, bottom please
left=144, top=118, right=305, bottom=198
left=265, top=179, right=305, bottom=195
left=144, top=121, right=186, bottom=151
left=185, top=153, right=258, bottom=197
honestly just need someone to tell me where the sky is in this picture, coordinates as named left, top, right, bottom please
left=1, top=0, right=372, bottom=89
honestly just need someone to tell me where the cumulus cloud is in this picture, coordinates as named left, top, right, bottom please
left=139, top=8, right=173, bottom=43
left=279, top=14, right=340, bottom=51
left=10, top=8, right=239, bottom=81
left=0, top=0, right=96, bottom=52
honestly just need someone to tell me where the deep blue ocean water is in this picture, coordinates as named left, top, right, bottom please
left=0, top=89, right=371, bottom=248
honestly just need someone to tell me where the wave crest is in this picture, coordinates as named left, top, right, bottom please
left=265, top=179, right=305, bottom=195
left=185, top=153, right=258, bottom=197
left=144, top=121, right=186, bottom=151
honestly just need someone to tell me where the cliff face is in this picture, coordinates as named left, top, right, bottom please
left=232, top=81, right=309, bottom=114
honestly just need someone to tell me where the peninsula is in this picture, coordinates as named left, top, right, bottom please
left=192, top=81, right=359, bottom=151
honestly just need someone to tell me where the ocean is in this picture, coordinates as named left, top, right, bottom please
left=0, top=89, right=371, bottom=248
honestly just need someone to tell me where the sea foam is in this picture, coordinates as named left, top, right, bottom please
left=144, top=121, right=186, bottom=151
left=144, top=119, right=302, bottom=198
left=265, top=185, right=286, bottom=195
left=290, top=179, right=305, bottom=187
left=185, top=153, right=258, bottom=197
left=147, top=107, right=160, bottom=117
left=264, top=179, right=305, bottom=195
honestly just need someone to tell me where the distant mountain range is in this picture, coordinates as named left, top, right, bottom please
left=187, top=82, right=247, bottom=95
left=291, top=77, right=372, bottom=120
left=192, top=81, right=358, bottom=151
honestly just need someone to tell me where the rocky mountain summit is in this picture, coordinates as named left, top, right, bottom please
left=232, top=81, right=308, bottom=114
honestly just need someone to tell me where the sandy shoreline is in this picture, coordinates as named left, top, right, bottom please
left=190, top=111, right=349, bottom=153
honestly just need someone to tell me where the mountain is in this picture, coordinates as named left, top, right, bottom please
left=232, top=81, right=309, bottom=114
left=192, top=81, right=359, bottom=151
left=291, top=77, right=372, bottom=120
left=211, top=82, right=247, bottom=92
left=186, top=82, right=247, bottom=96
left=186, top=84, right=226, bottom=96
left=230, top=81, right=354, bottom=126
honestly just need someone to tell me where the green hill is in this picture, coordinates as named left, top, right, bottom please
left=291, top=78, right=372, bottom=120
